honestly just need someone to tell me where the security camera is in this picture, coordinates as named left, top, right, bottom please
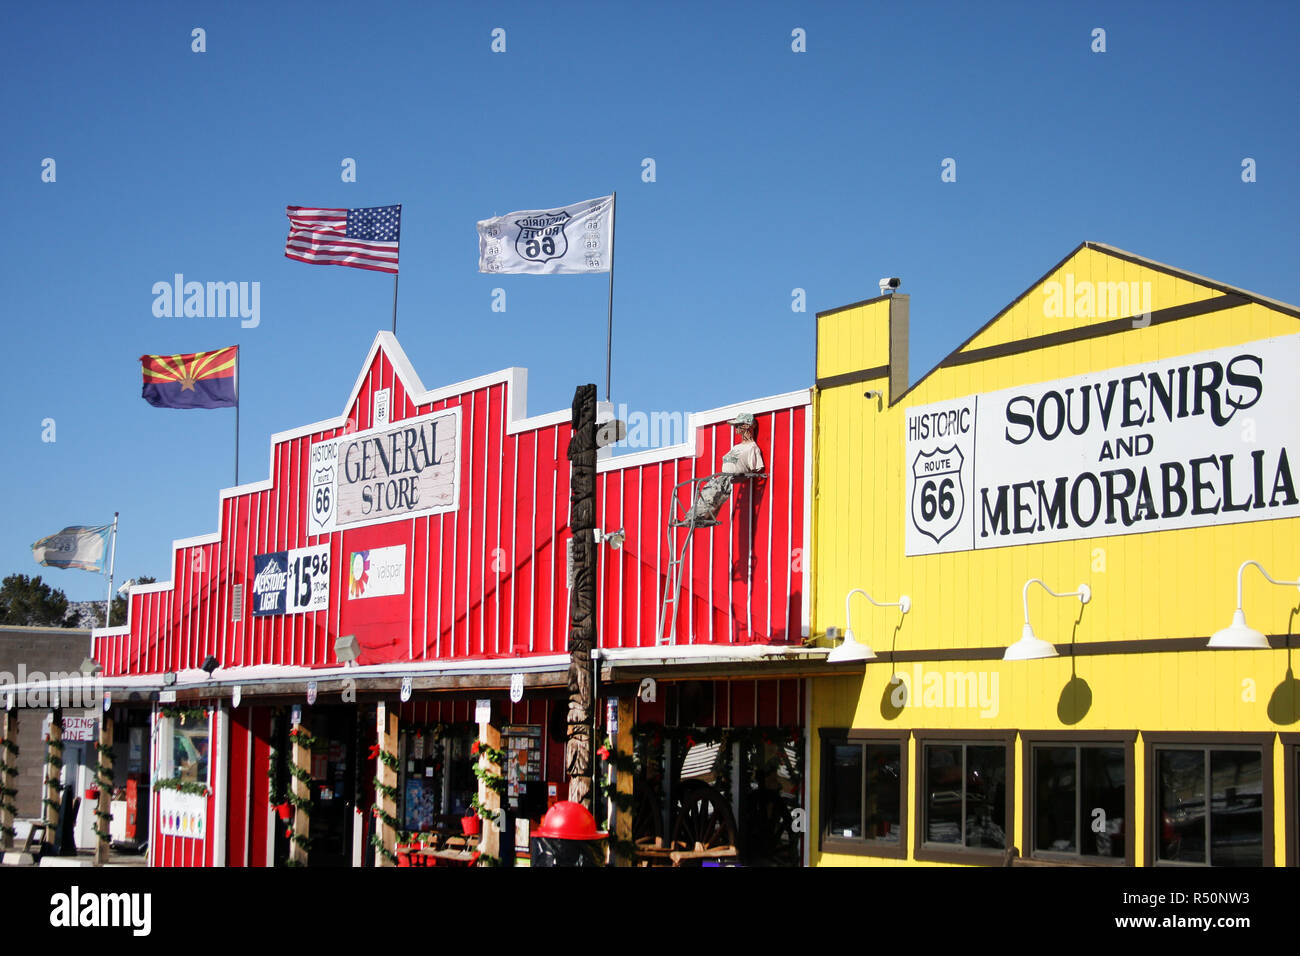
left=863, top=390, right=882, bottom=400
left=879, top=277, right=901, bottom=294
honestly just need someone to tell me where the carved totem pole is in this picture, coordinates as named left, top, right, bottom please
left=565, top=384, right=598, bottom=808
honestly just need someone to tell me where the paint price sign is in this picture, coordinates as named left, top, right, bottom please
left=254, top=544, right=330, bottom=616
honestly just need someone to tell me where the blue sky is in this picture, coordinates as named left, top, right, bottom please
left=3, top=0, right=1297, bottom=601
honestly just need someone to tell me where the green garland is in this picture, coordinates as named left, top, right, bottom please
left=370, top=744, right=400, bottom=864
left=159, top=705, right=208, bottom=725
left=1, top=740, right=17, bottom=755
left=152, top=778, right=211, bottom=796
left=597, top=737, right=636, bottom=813
left=90, top=742, right=116, bottom=843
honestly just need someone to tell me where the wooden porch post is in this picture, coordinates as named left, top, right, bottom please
left=43, top=709, right=63, bottom=853
left=290, top=712, right=311, bottom=866
left=0, top=707, right=17, bottom=851
left=477, top=707, right=502, bottom=864
left=613, top=696, right=635, bottom=866
left=93, top=715, right=114, bottom=865
left=375, top=702, right=399, bottom=867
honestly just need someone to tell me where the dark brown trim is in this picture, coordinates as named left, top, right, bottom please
left=824, top=633, right=1296, bottom=667
left=886, top=241, right=1300, bottom=406
left=1095, top=244, right=1300, bottom=320
left=1281, top=733, right=1299, bottom=867
left=817, top=728, right=910, bottom=860
left=941, top=294, right=1248, bottom=368
left=913, top=730, right=1017, bottom=866
left=604, top=658, right=862, bottom=682
left=814, top=364, right=890, bottom=390
left=815, top=291, right=895, bottom=319
left=1143, top=732, right=1276, bottom=867
left=1019, top=731, right=1137, bottom=866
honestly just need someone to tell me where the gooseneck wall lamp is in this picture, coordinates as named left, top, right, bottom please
left=827, top=588, right=911, bottom=663
left=1004, top=579, right=1091, bottom=661
left=1208, top=560, right=1299, bottom=649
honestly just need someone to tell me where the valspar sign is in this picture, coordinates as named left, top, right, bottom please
left=905, top=334, right=1300, bottom=555
left=308, top=407, right=460, bottom=533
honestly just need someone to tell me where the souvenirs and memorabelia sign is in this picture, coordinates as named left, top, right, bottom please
left=308, top=407, right=461, bottom=534
left=905, top=334, right=1300, bottom=555
left=253, top=544, right=331, bottom=616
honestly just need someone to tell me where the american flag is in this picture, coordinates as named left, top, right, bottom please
left=284, top=204, right=401, bottom=274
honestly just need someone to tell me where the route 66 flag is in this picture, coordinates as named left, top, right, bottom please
left=477, top=195, right=613, bottom=274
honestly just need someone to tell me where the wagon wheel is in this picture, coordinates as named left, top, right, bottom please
left=671, top=784, right=737, bottom=854
left=741, top=788, right=797, bottom=866
left=632, top=787, right=664, bottom=848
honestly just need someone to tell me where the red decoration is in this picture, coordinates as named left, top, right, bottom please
left=283, top=828, right=292, bottom=839
left=596, top=745, right=610, bottom=760
left=470, top=740, right=481, bottom=756
left=686, top=735, right=696, bottom=747
left=275, top=802, right=291, bottom=822
left=367, top=744, right=380, bottom=761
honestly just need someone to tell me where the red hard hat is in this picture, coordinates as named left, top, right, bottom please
left=535, top=800, right=607, bottom=840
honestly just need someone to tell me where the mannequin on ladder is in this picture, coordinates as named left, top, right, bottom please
left=687, top=413, right=763, bottom=525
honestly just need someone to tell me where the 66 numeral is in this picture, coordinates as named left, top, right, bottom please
left=919, top=477, right=956, bottom=521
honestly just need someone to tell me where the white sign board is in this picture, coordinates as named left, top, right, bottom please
left=347, top=545, right=406, bottom=600
left=307, top=407, right=461, bottom=535
left=158, top=789, right=207, bottom=840
left=62, top=716, right=96, bottom=741
left=905, top=334, right=1300, bottom=554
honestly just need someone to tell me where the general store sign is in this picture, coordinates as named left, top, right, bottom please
left=905, top=334, right=1300, bottom=555
left=307, top=407, right=461, bottom=534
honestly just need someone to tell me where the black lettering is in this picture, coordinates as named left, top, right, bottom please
left=1094, top=380, right=1120, bottom=428
left=1103, top=469, right=1136, bottom=525
left=1271, top=448, right=1298, bottom=507
left=1220, top=455, right=1252, bottom=512
left=1192, top=361, right=1227, bottom=425
left=1064, top=387, right=1091, bottom=436
left=344, top=442, right=361, bottom=483
left=1160, top=461, right=1187, bottom=517
left=1070, top=473, right=1102, bottom=527
left=1189, top=454, right=1220, bottom=515
left=1013, top=481, right=1036, bottom=533
left=1004, top=397, right=1034, bottom=445
left=1037, top=477, right=1068, bottom=530
left=1120, top=374, right=1146, bottom=427
left=1037, top=391, right=1066, bottom=441
left=980, top=486, right=1010, bottom=537
left=1224, top=354, right=1263, bottom=413
left=1147, top=369, right=1175, bottom=424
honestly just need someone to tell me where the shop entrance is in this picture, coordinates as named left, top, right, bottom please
left=270, top=705, right=358, bottom=867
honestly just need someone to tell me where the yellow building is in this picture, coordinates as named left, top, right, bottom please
left=808, top=242, right=1300, bottom=867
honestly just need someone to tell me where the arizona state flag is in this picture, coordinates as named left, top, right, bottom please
left=140, top=346, right=238, bottom=409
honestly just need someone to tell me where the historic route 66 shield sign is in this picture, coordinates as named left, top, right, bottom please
left=509, top=673, right=524, bottom=703
left=514, top=210, right=569, bottom=264
left=911, top=446, right=965, bottom=545
left=400, top=676, right=413, bottom=702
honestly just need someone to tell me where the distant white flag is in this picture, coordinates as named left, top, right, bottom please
left=478, top=195, right=613, bottom=275
left=32, top=525, right=112, bottom=572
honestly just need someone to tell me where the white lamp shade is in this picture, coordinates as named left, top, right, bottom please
left=1207, top=609, right=1270, bottom=649
left=827, top=628, right=877, bottom=663
left=1004, top=623, right=1059, bottom=661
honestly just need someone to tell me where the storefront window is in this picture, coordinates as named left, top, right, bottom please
left=1155, top=746, right=1264, bottom=866
left=818, top=730, right=905, bottom=858
left=921, top=741, right=1007, bottom=852
left=1031, top=744, right=1126, bottom=860
left=157, top=712, right=209, bottom=784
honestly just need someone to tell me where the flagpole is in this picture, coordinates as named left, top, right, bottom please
left=234, top=347, right=241, bottom=486
left=392, top=274, right=399, bottom=335
left=604, top=191, right=617, bottom=402
left=102, top=513, right=118, bottom=644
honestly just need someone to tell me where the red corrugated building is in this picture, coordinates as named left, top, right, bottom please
left=86, top=333, right=818, bottom=867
